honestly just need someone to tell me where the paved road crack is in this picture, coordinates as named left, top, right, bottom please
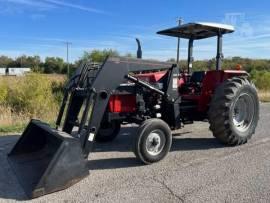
left=150, top=177, right=184, bottom=202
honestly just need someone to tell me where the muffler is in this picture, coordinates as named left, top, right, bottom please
left=8, top=119, right=89, bottom=199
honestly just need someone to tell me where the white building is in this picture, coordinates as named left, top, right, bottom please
left=7, top=68, right=31, bottom=76
left=0, top=68, right=6, bottom=75
left=0, top=67, right=31, bottom=76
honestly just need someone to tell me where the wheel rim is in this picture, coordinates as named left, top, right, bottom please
left=232, top=93, right=255, bottom=133
left=145, top=129, right=165, bottom=156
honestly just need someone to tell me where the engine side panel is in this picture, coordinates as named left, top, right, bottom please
left=109, top=95, right=136, bottom=113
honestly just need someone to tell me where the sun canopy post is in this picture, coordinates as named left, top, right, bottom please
left=216, top=31, right=223, bottom=70
left=187, top=39, right=194, bottom=75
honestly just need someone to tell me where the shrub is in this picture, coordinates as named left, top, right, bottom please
left=0, top=74, right=66, bottom=132
left=5, top=74, right=62, bottom=120
left=0, top=79, right=8, bottom=104
left=51, top=80, right=65, bottom=105
left=250, top=70, right=270, bottom=90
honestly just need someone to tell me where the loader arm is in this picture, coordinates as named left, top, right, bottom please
left=62, top=57, right=178, bottom=156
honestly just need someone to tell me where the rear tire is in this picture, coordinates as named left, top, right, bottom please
left=95, top=121, right=121, bottom=143
left=134, top=119, right=172, bottom=164
left=208, top=77, right=259, bottom=145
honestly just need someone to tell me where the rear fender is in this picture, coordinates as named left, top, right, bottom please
left=198, top=70, right=249, bottom=112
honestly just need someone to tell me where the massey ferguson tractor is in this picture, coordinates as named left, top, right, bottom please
left=8, top=22, right=259, bottom=198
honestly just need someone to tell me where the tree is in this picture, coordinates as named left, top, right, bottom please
left=76, top=49, right=119, bottom=64
left=28, top=56, right=42, bottom=72
left=44, top=57, right=65, bottom=74
left=0, top=55, right=13, bottom=67
left=7, top=60, right=20, bottom=68
left=15, top=55, right=28, bottom=67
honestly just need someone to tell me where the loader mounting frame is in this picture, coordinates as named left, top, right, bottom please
left=58, top=57, right=181, bottom=157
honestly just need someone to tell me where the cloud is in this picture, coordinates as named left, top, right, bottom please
left=4, top=0, right=56, bottom=10
left=0, top=0, right=55, bottom=15
left=42, top=0, right=107, bottom=14
left=0, top=0, right=107, bottom=15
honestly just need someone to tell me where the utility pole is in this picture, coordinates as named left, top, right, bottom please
left=20, top=56, right=23, bottom=67
left=65, top=41, right=72, bottom=76
left=176, top=18, right=183, bottom=64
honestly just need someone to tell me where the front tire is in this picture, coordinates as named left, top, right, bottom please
left=134, top=119, right=172, bottom=164
left=208, top=77, right=259, bottom=145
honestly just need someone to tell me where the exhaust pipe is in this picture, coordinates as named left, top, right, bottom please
left=136, top=38, right=142, bottom=59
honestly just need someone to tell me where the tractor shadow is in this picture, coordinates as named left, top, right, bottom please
left=87, top=157, right=141, bottom=170
left=171, top=137, right=225, bottom=151
left=88, top=126, right=225, bottom=170
left=93, top=126, right=225, bottom=153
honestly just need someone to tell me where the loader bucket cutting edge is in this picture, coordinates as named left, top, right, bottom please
left=8, top=119, right=89, bottom=199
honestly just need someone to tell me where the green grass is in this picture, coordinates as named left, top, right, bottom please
left=0, top=123, right=26, bottom=135
left=0, top=121, right=56, bottom=135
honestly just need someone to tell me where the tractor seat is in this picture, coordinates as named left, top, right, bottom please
left=190, top=71, right=206, bottom=83
left=179, top=71, right=206, bottom=95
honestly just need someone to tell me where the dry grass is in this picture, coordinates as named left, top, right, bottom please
left=39, top=74, right=66, bottom=82
left=0, top=74, right=66, bottom=134
left=258, top=90, right=270, bottom=102
left=0, top=73, right=269, bottom=134
left=0, top=105, right=28, bottom=126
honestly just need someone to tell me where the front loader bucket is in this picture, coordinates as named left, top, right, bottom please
left=8, top=119, right=89, bottom=199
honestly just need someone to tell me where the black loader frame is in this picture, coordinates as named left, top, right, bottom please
left=8, top=56, right=181, bottom=198
left=59, top=57, right=181, bottom=156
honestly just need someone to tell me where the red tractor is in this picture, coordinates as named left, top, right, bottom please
left=8, top=22, right=259, bottom=198
left=94, top=22, right=259, bottom=162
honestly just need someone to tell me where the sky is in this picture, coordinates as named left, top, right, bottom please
left=0, top=0, right=270, bottom=62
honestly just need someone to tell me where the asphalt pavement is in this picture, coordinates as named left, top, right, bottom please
left=0, top=103, right=269, bottom=203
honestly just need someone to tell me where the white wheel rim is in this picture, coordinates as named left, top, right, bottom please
left=145, top=129, right=165, bottom=156
left=232, top=93, right=255, bottom=133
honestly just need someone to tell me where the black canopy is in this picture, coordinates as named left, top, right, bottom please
left=157, top=22, right=234, bottom=40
